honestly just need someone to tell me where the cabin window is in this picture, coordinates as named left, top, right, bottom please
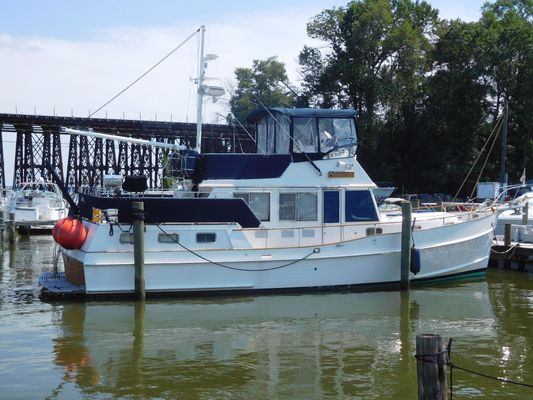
left=119, top=233, right=134, bottom=244
left=267, top=117, right=276, bottom=154
left=293, top=117, right=318, bottom=153
left=345, top=190, right=378, bottom=222
left=196, top=233, right=216, bottom=243
left=234, top=192, right=270, bottom=221
left=257, top=119, right=267, bottom=154
left=319, top=118, right=357, bottom=153
left=158, top=233, right=179, bottom=243
left=279, top=192, right=318, bottom=221
left=276, top=116, right=290, bottom=154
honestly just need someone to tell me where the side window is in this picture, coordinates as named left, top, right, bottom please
left=345, top=190, right=378, bottom=222
left=276, top=116, right=290, bottom=154
left=279, top=192, right=318, bottom=221
left=293, top=117, right=318, bottom=153
left=196, top=233, right=216, bottom=243
left=267, top=116, right=276, bottom=154
left=319, top=118, right=336, bottom=153
left=279, top=193, right=296, bottom=220
left=257, top=120, right=267, bottom=154
left=297, top=192, right=317, bottom=221
left=234, top=192, right=270, bottom=221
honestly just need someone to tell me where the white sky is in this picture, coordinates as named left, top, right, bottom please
left=0, top=0, right=485, bottom=122
left=0, top=0, right=485, bottom=184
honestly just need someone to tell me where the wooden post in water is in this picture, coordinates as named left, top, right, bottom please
left=7, top=212, right=16, bottom=245
left=504, top=223, right=512, bottom=246
left=501, top=223, right=512, bottom=269
left=522, top=204, right=528, bottom=226
left=0, top=209, right=4, bottom=250
left=416, top=334, right=448, bottom=400
left=400, top=201, right=412, bottom=291
left=132, top=202, right=145, bottom=300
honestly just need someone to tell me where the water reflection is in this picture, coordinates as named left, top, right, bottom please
left=50, top=282, right=504, bottom=399
left=1, top=235, right=532, bottom=399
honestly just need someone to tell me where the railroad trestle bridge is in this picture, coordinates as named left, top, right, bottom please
left=0, top=114, right=253, bottom=189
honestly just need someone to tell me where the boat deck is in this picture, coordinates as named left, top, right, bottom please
left=39, top=272, right=85, bottom=295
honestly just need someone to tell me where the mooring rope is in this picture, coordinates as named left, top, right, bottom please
left=153, top=221, right=319, bottom=272
left=415, top=352, right=533, bottom=394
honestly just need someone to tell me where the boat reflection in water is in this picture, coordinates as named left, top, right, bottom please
left=52, top=279, right=498, bottom=399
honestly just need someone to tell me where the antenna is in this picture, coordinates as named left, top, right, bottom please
left=195, top=26, right=224, bottom=153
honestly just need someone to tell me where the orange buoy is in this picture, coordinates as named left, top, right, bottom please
left=52, top=217, right=67, bottom=239
left=53, top=217, right=87, bottom=250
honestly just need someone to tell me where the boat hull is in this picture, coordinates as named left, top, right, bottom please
left=53, top=212, right=495, bottom=295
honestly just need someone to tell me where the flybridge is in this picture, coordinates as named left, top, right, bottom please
left=247, top=108, right=358, bottom=160
left=60, top=107, right=360, bottom=182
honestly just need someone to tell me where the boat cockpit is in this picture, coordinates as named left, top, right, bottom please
left=246, top=108, right=358, bottom=159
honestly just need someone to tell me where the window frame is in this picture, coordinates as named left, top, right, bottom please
left=279, top=191, right=318, bottom=222
left=234, top=192, right=271, bottom=221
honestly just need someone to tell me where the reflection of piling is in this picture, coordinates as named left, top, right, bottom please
left=416, top=334, right=448, bottom=400
left=0, top=209, right=4, bottom=249
left=401, top=202, right=412, bottom=290
left=133, top=202, right=145, bottom=300
left=132, top=300, right=145, bottom=385
left=7, top=212, right=16, bottom=245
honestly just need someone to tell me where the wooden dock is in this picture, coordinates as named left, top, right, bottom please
left=490, top=239, right=533, bottom=270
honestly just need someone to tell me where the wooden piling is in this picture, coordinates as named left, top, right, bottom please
left=132, top=202, right=145, bottom=300
left=400, top=201, right=412, bottom=291
left=416, top=334, right=448, bottom=400
left=504, top=223, right=512, bottom=247
left=7, top=212, right=16, bottom=245
left=522, top=204, right=529, bottom=226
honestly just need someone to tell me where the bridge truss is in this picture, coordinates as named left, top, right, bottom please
left=0, top=114, right=254, bottom=189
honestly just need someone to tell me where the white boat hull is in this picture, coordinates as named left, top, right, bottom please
left=61, top=212, right=495, bottom=294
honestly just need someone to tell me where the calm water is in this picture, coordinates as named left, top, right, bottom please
left=0, top=236, right=532, bottom=399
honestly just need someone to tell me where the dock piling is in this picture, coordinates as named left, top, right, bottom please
left=416, top=334, right=448, bottom=400
left=504, top=223, right=512, bottom=246
left=401, top=201, right=412, bottom=290
left=7, top=212, right=16, bottom=245
left=132, top=202, right=145, bottom=300
left=522, top=204, right=528, bottom=226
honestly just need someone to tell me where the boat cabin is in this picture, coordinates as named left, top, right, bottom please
left=246, top=108, right=358, bottom=159
left=78, top=108, right=381, bottom=235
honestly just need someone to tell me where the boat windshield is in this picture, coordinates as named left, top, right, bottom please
left=255, top=114, right=357, bottom=158
left=318, top=118, right=357, bottom=158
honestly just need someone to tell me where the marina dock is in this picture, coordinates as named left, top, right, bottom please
left=490, top=239, right=533, bottom=270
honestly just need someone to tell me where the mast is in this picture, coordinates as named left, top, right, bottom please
left=499, top=99, right=509, bottom=188
left=195, top=25, right=206, bottom=153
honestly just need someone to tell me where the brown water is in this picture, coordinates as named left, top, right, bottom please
left=0, top=235, right=532, bottom=399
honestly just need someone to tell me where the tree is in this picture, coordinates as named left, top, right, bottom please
left=300, top=0, right=440, bottom=182
left=298, top=0, right=532, bottom=194
left=479, top=0, right=533, bottom=183
left=229, top=57, right=295, bottom=124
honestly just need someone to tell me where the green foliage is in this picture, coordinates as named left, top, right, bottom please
left=229, top=57, right=295, bottom=124
left=297, top=0, right=532, bottom=194
left=229, top=0, right=532, bottom=196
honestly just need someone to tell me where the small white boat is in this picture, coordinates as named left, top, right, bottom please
left=494, top=190, right=533, bottom=240
left=372, top=184, right=396, bottom=201
left=6, top=179, right=69, bottom=233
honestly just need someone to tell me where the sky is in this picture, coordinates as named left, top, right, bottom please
left=0, top=0, right=487, bottom=185
left=0, top=0, right=487, bottom=124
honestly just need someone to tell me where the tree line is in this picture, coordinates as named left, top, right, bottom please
left=229, top=0, right=532, bottom=197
